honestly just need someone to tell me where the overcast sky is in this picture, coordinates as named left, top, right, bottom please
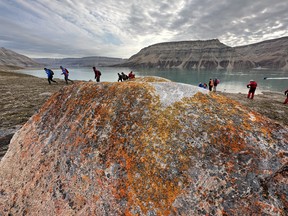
left=0, top=0, right=287, bottom=59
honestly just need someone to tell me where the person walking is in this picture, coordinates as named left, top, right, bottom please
left=213, top=78, right=220, bottom=92
left=208, top=79, right=214, bottom=91
left=284, top=89, right=288, bottom=104
left=247, top=80, right=257, bottom=99
left=93, top=67, right=101, bottom=82
left=60, top=66, right=74, bottom=84
left=117, top=73, right=123, bottom=82
left=44, top=68, right=57, bottom=84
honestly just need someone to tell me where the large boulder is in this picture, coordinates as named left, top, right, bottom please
left=0, top=78, right=287, bottom=215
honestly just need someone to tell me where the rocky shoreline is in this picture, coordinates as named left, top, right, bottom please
left=0, top=70, right=287, bottom=159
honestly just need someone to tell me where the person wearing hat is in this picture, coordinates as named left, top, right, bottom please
left=247, top=80, right=258, bottom=99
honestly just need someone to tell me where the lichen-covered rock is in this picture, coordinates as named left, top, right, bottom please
left=0, top=78, right=287, bottom=215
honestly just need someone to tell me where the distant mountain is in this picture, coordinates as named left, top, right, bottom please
left=33, top=56, right=127, bottom=68
left=117, top=37, right=288, bottom=70
left=0, top=47, right=42, bottom=69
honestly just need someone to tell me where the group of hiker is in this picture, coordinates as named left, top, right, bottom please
left=198, top=78, right=220, bottom=92
left=44, top=66, right=136, bottom=84
left=44, top=68, right=287, bottom=104
left=44, top=66, right=74, bottom=85
left=118, top=71, right=135, bottom=82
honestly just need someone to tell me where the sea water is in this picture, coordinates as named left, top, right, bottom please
left=17, top=67, right=288, bottom=94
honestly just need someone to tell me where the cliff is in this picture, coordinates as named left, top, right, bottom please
left=0, top=78, right=287, bottom=215
left=118, top=37, right=288, bottom=70
left=0, top=47, right=42, bottom=69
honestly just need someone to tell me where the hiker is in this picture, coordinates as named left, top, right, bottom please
left=203, top=83, right=207, bottom=89
left=93, top=67, right=101, bottom=82
left=284, top=89, right=288, bottom=104
left=247, top=80, right=257, bottom=99
left=60, top=66, right=74, bottom=84
left=213, top=78, right=220, bottom=92
left=208, top=79, right=214, bottom=91
left=121, top=72, right=128, bottom=81
left=118, top=73, right=123, bottom=82
left=128, top=71, right=135, bottom=79
left=44, top=68, right=57, bottom=84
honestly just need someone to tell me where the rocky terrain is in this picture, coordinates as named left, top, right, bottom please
left=0, top=73, right=287, bottom=215
left=118, top=37, right=288, bottom=70
left=0, top=71, right=70, bottom=158
left=0, top=47, right=42, bottom=69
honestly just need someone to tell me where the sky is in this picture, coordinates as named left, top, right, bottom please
left=0, top=0, right=287, bottom=59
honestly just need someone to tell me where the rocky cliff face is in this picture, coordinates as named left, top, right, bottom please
left=119, top=37, right=288, bottom=70
left=0, top=78, right=287, bottom=215
left=0, top=47, right=42, bottom=69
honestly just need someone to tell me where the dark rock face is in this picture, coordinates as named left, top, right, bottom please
left=118, top=37, right=288, bottom=70
left=0, top=78, right=287, bottom=215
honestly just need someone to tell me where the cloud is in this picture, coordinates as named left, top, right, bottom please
left=0, top=0, right=287, bottom=58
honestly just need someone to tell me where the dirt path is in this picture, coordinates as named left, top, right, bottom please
left=0, top=70, right=75, bottom=158
left=0, top=70, right=287, bottom=158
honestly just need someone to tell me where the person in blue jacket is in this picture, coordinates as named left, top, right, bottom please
left=44, top=68, right=57, bottom=84
left=60, top=66, right=74, bottom=84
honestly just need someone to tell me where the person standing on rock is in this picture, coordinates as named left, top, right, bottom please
left=208, top=79, right=214, bottom=91
left=247, top=80, right=257, bottom=99
left=60, top=66, right=74, bottom=84
left=44, top=68, right=57, bottom=84
left=93, top=67, right=101, bottom=82
left=284, top=89, right=288, bottom=104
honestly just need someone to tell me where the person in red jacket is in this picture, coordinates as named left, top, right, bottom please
left=93, top=67, right=101, bottom=82
left=284, top=89, right=288, bottom=104
left=247, top=80, right=257, bottom=99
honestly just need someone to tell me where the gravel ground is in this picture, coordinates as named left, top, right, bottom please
left=0, top=70, right=287, bottom=158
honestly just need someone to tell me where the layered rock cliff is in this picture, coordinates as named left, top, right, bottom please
left=0, top=78, right=287, bottom=215
left=0, top=47, right=42, bottom=69
left=118, top=37, right=288, bottom=70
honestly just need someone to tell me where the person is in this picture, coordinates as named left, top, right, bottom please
left=60, top=66, right=74, bottom=84
left=128, top=71, right=135, bottom=79
left=213, top=78, right=220, bottom=92
left=198, top=82, right=204, bottom=88
left=203, top=83, right=207, bottom=89
left=118, top=73, right=123, bottom=82
left=247, top=80, right=257, bottom=99
left=121, top=72, right=128, bottom=81
left=208, top=79, right=214, bottom=91
left=44, top=68, right=57, bottom=84
left=284, top=89, right=288, bottom=104
left=93, top=67, right=101, bottom=82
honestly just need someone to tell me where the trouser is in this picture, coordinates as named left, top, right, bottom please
left=65, top=76, right=74, bottom=84
left=213, top=85, right=217, bottom=92
left=96, top=77, right=100, bottom=82
left=209, top=85, right=213, bottom=91
left=48, top=77, right=57, bottom=84
left=284, top=96, right=288, bottom=104
left=248, top=89, right=256, bottom=99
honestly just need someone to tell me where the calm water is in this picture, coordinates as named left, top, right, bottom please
left=18, top=67, right=288, bottom=94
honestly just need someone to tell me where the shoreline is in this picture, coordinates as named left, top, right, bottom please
left=0, top=70, right=287, bottom=159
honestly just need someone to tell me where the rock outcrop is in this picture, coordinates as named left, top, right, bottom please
left=0, top=47, right=42, bottom=69
left=118, top=37, right=288, bottom=70
left=0, top=78, right=287, bottom=215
